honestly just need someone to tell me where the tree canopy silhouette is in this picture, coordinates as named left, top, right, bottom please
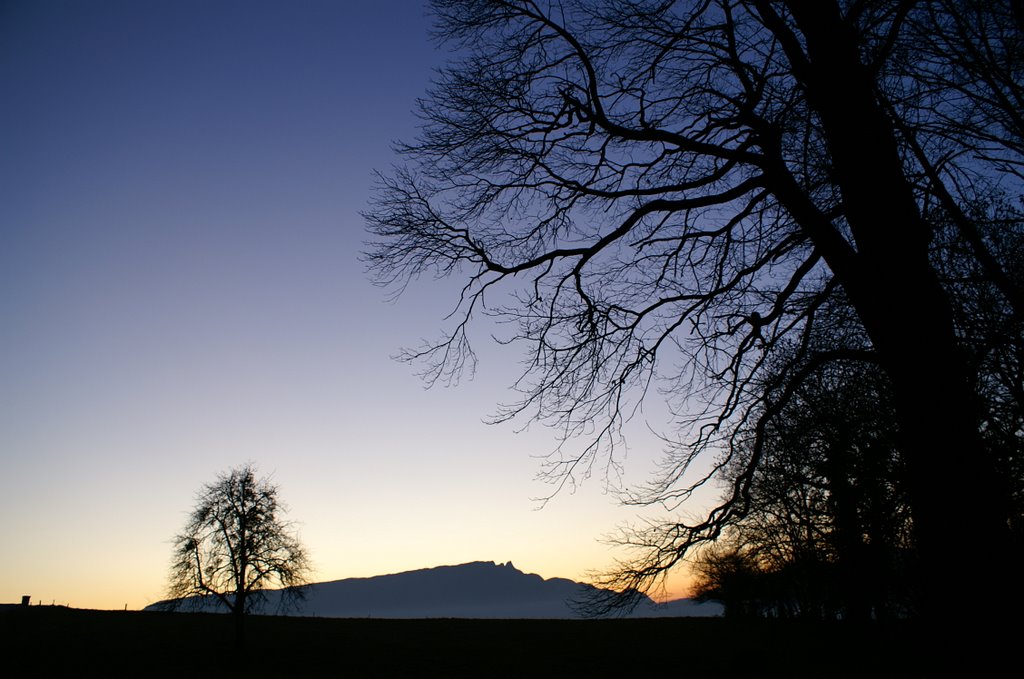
left=165, top=464, right=310, bottom=639
left=690, top=318, right=913, bottom=620
left=366, top=0, right=1023, bottom=622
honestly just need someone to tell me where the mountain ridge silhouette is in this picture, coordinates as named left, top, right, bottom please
left=146, top=560, right=722, bottom=618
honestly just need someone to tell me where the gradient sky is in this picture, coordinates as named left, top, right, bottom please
left=0, top=0, right=713, bottom=610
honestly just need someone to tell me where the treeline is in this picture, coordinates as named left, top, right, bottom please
left=693, top=215, right=1024, bottom=620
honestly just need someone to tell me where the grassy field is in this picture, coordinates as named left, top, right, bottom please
left=1, top=605, right=924, bottom=677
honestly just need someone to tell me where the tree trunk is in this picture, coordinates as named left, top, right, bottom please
left=233, top=590, right=246, bottom=650
left=783, top=0, right=1020, bottom=631
left=825, top=435, right=871, bottom=621
left=235, top=512, right=248, bottom=648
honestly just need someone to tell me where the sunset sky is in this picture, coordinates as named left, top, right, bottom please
left=0, top=0, right=713, bottom=610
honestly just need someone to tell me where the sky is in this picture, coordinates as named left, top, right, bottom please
left=0, top=0, right=714, bottom=610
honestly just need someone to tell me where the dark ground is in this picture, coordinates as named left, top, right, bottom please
left=1, top=605, right=926, bottom=677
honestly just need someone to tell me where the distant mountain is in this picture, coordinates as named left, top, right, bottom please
left=145, top=560, right=722, bottom=619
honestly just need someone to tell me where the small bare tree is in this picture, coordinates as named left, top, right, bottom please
left=165, top=464, right=310, bottom=639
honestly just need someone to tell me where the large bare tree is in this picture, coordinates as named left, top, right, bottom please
left=367, top=0, right=1023, bottom=624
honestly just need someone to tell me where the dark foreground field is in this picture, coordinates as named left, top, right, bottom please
left=2, top=605, right=925, bottom=677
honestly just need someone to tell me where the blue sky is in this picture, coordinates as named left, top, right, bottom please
left=0, top=0, right=708, bottom=609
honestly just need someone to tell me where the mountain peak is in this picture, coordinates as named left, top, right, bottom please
left=146, top=560, right=722, bottom=618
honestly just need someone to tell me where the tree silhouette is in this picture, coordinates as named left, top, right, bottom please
left=691, top=544, right=769, bottom=619
left=697, top=322, right=914, bottom=620
left=165, top=464, right=310, bottom=642
left=366, top=0, right=1023, bottom=622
